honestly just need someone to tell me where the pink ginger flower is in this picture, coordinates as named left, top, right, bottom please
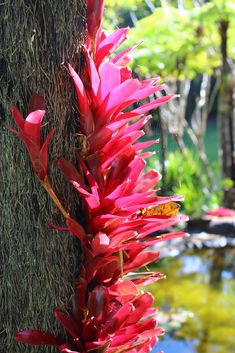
left=12, top=1, right=188, bottom=353
left=68, top=48, right=174, bottom=155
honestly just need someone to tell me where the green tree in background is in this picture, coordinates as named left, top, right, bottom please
left=105, top=0, right=235, bottom=211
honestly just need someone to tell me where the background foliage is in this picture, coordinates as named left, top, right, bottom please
left=104, top=0, right=235, bottom=216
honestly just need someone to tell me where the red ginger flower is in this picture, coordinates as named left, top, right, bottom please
left=16, top=280, right=163, bottom=353
left=12, top=1, right=189, bottom=353
left=58, top=154, right=187, bottom=286
left=9, top=95, right=55, bottom=181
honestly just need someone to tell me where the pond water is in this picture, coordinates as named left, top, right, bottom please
left=149, top=248, right=235, bottom=353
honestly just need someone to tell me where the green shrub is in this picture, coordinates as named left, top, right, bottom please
left=148, top=149, right=232, bottom=218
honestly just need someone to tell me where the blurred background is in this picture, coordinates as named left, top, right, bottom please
left=104, top=1, right=235, bottom=352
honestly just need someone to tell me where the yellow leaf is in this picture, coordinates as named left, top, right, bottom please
left=140, top=202, right=180, bottom=216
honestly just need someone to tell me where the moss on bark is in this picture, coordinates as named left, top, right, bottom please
left=0, top=1, right=86, bottom=352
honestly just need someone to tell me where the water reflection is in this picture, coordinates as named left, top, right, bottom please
left=152, top=335, right=198, bottom=353
left=149, top=248, right=235, bottom=353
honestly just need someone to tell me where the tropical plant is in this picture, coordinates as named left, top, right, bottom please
left=9, top=1, right=188, bottom=353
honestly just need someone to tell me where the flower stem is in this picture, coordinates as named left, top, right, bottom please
left=118, top=250, right=124, bottom=277
left=42, top=176, right=69, bottom=219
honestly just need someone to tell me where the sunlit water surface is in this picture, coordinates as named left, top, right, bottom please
left=149, top=248, right=235, bottom=353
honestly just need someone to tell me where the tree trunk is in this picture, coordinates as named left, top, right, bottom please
left=0, top=1, right=86, bottom=352
left=218, top=20, right=235, bottom=208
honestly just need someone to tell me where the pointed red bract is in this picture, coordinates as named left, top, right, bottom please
left=15, top=330, right=59, bottom=346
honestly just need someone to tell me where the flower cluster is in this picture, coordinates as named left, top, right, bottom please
left=10, top=1, right=188, bottom=353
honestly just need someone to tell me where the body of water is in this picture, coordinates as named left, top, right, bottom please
left=149, top=248, right=235, bottom=353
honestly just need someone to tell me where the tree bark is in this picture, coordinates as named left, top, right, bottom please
left=0, top=1, right=86, bottom=352
left=218, top=20, right=235, bottom=208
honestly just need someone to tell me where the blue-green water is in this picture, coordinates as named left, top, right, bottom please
left=149, top=248, right=235, bottom=353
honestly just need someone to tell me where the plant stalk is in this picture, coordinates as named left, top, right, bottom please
left=42, top=176, right=69, bottom=219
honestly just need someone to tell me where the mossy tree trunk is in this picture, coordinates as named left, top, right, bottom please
left=218, top=20, right=235, bottom=208
left=0, top=1, right=86, bottom=352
